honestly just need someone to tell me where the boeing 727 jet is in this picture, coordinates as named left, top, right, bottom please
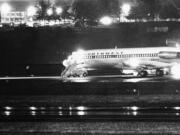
left=61, top=47, right=180, bottom=78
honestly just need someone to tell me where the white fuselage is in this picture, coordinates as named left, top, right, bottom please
left=62, top=47, right=180, bottom=76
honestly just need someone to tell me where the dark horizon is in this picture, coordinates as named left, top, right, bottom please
left=0, top=0, right=73, bottom=11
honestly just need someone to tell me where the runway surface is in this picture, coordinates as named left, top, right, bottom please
left=1, top=75, right=180, bottom=95
left=1, top=75, right=180, bottom=134
left=0, top=74, right=178, bottom=83
left=0, top=75, right=179, bottom=121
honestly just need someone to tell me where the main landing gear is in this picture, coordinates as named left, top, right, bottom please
left=138, top=69, right=164, bottom=77
left=66, top=70, right=88, bottom=78
left=70, top=72, right=88, bottom=77
left=156, top=69, right=164, bottom=77
left=138, top=70, right=148, bottom=77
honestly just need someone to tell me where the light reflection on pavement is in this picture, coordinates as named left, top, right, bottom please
left=63, top=75, right=178, bottom=83
left=0, top=75, right=178, bottom=83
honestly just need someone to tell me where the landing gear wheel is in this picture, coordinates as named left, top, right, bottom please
left=73, top=74, right=79, bottom=77
left=82, top=72, right=88, bottom=77
left=138, top=71, right=148, bottom=77
left=156, top=70, right=164, bottom=77
left=67, top=75, right=71, bottom=78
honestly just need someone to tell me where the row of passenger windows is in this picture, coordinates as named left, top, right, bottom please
left=85, top=53, right=158, bottom=59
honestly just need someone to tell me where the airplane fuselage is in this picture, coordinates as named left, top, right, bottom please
left=62, top=47, right=180, bottom=77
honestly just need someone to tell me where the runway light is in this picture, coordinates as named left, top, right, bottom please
left=174, top=107, right=180, bottom=110
left=47, top=8, right=53, bottom=16
left=29, top=106, right=37, bottom=111
left=5, top=106, right=12, bottom=110
left=132, top=111, right=138, bottom=116
left=171, top=63, right=180, bottom=79
left=56, top=7, right=63, bottom=15
left=1, top=3, right=11, bottom=14
left=4, top=111, right=11, bottom=116
left=27, top=6, right=37, bottom=16
left=40, top=107, right=45, bottom=110
left=77, top=106, right=87, bottom=111
left=31, top=111, right=36, bottom=116
left=100, top=16, right=113, bottom=25
left=41, top=111, right=46, bottom=114
left=59, top=111, right=62, bottom=115
left=131, top=106, right=139, bottom=111
left=77, top=111, right=86, bottom=116
left=133, top=89, right=137, bottom=93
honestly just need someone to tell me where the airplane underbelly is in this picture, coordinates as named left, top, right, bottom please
left=85, top=58, right=120, bottom=68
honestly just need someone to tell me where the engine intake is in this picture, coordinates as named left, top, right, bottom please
left=159, top=51, right=180, bottom=59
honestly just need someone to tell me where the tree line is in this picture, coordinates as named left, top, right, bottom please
left=35, top=0, right=180, bottom=21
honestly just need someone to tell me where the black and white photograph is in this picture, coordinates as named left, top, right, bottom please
left=0, top=0, right=180, bottom=134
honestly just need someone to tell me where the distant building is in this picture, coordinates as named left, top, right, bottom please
left=1, top=11, right=27, bottom=25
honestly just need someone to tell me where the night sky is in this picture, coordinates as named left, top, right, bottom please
left=0, top=0, right=36, bottom=11
left=0, top=0, right=73, bottom=11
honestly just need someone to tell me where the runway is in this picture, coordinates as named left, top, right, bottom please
left=0, top=74, right=178, bottom=83
left=0, top=75, right=180, bottom=122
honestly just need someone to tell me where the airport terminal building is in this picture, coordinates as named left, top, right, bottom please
left=1, top=11, right=27, bottom=25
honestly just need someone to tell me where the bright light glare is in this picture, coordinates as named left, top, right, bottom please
left=76, top=49, right=84, bottom=54
left=131, top=106, right=139, bottom=111
left=132, top=111, right=138, bottom=116
left=63, top=49, right=85, bottom=67
left=27, top=6, right=37, bottom=16
left=4, top=111, right=11, bottom=116
left=1, top=3, right=11, bottom=14
left=171, top=64, right=180, bottom=79
left=77, top=111, right=85, bottom=116
left=56, top=7, right=63, bottom=14
left=63, top=60, right=68, bottom=67
left=5, top=106, right=12, bottom=110
left=29, top=106, right=37, bottom=111
left=49, top=21, right=55, bottom=26
left=72, top=49, right=85, bottom=63
left=174, top=107, right=180, bottom=110
left=59, top=111, right=62, bottom=115
left=121, top=3, right=131, bottom=16
left=77, top=106, right=87, bottom=111
left=31, top=111, right=36, bottom=116
left=122, top=70, right=138, bottom=76
left=127, top=58, right=140, bottom=68
left=100, top=16, right=113, bottom=25
left=47, top=8, right=53, bottom=16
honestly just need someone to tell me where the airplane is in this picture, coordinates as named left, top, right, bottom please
left=61, top=46, right=180, bottom=78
